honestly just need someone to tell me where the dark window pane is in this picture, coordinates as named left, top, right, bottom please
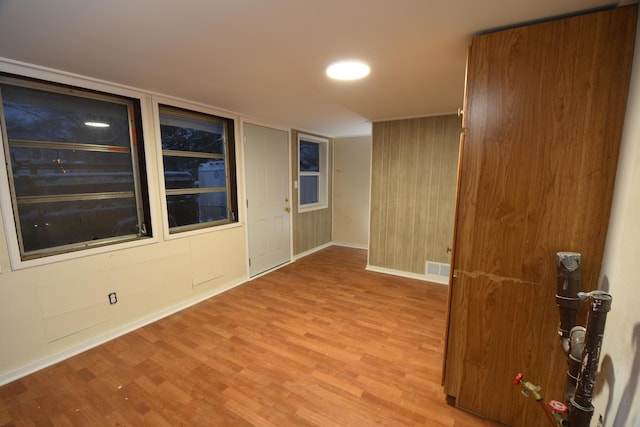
left=300, top=175, right=319, bottom=204
left=166, top=194, right=200, bottom=227
left=11, top=147, right=134, bottom=197
left=159, top=105, right=236, bottom=232
left=18, top=198, right=138, bottom=252
left=198, top=190, right=228, bottom=222
left=160, top=116, right=224, bottom=155
left=2, top=85, right=131, bottom=147
left=162, top=157, right=226, bottom=190
left=0, top=78, right=149, bottom=260
left=166, top=192, right=229, bottom=228
left=300, top=140, right=319, bottom=172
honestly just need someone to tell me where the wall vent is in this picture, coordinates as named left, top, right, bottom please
left=425, top=261, right=450, bottom=285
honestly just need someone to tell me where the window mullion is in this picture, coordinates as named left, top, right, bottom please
left=161, top=149, right=224, bottom=160
left=9, top=139, right=131, bottom=154
left=17, top=191, right=135, bottom=205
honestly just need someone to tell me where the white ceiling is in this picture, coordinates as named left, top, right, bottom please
left=0, top=0, right=627, bottom=137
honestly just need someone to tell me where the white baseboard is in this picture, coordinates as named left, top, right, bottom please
left=292, top=242, right=333, bottom=260
left=0, top=277, right=247, bottom=387
left=331, top=241, right=368, bottom=250
left=365, top=264, right=449, bottom=285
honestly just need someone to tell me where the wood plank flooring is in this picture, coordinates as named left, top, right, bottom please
left=0, top=246, right=501, bottom=426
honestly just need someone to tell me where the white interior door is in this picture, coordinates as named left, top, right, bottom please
left=244, top=123, right=291, bottom=276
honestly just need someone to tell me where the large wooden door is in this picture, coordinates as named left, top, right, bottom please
left=443, top=7, right=637, bottom=426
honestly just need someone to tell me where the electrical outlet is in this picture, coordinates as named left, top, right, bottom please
left=108, top=292, right=118, bottom=305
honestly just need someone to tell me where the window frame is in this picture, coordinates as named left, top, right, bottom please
left=0, top=69, right=159, bottom=270
left=152, top=97, right=240, bottom=239
left=297, top=133, right=329, bottom=212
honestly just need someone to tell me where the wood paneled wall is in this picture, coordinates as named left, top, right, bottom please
left=291, top=130, right=333, bottom=255
left=369, top=115, right=461, bottom=274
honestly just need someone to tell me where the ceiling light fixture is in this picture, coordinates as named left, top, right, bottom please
left=84, top=121, right=110, bottom=128
left=326, top=60, right=370, bottom=81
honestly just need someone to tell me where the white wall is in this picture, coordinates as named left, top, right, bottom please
left=332, top=136, right=371, bottom=248
left=592, top=11, right=640, bottom=427
left=0, top=60, right=249, bottom=385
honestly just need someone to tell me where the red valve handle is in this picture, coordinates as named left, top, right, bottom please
left=549, top=400, right=567, bottom=414
left=513, top=372, right=524, bottom=385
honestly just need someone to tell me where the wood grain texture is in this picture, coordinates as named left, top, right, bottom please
left=291, top=130, right=333, bottom=255
left=0, top=246, right=500, bottom=426
left=444, top=6, right=637, bottom=426
left=370, top=115, right=461, bottom=273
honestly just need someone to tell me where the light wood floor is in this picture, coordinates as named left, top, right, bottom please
left=0, top=246, right=501, bottom=426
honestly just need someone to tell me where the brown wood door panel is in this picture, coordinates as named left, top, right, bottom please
left=442, top=131, right=466, bottom=391
left=453, top=274, right=566, bottom=424
left=444, top=6, right=637, bottom=426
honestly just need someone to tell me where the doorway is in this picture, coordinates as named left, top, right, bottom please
left=243, top=122, right=291, bottom=276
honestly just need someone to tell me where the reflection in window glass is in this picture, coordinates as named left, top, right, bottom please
left=300, top=140, right=319, bottom=172
left=158, top=104, right=238, bottom=233
left=0, top=77, right=150, bottom=260
left=2, top=85, right=132, bottom=147
left=298, top=136, right=327, bottom=209
left=300, top=175, right=319, bottom=204
left=18, top=199, right=139, bottom=252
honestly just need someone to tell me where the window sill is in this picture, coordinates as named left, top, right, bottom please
left=7, top=234, right=160, bottom=271
left=298, top=204, right=328, bottom=213
left=162, top=220, right=243, bottom=241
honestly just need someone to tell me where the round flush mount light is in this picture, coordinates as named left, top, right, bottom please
left=326, top=60, right=370, bottom=80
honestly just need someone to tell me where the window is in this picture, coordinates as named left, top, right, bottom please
left=0, top=75, right=151, bottom=261
left=158, top=104, right=238, bottom=233
left=298, top=134, right=328, bottom=211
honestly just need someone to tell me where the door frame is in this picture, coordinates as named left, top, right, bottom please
left=240, top=118, right=293, bottom=277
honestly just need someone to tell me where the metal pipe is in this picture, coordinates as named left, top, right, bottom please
left=566, top=326, right=586, bottom=404
left=556, top=252, right=582, bottom=353
left=555, top=252, right=583, bottom=404
left=569, top=291, right=612, bottom=427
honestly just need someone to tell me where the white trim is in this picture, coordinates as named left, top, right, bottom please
left=332, top=241, right=368, bottom=250
left=365, top=264, right=449, bottom=285
left=150, top=95, right=243, bottom=242
left=297, top=133, right=329, bottom=212
left=0, top=276, right=247, bottom=387
left=292, top=242, right=333, bottom=261
left=246, top=259, right=293, bottom=280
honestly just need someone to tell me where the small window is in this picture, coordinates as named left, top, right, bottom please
left=298, top=134, right=328, bottom=211
left=158, top=104, right=238, bottom=233
left=0, top=75, right=151, bottom=261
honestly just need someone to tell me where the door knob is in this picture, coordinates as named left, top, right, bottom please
left=284, top=207, right=291, bottom=212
